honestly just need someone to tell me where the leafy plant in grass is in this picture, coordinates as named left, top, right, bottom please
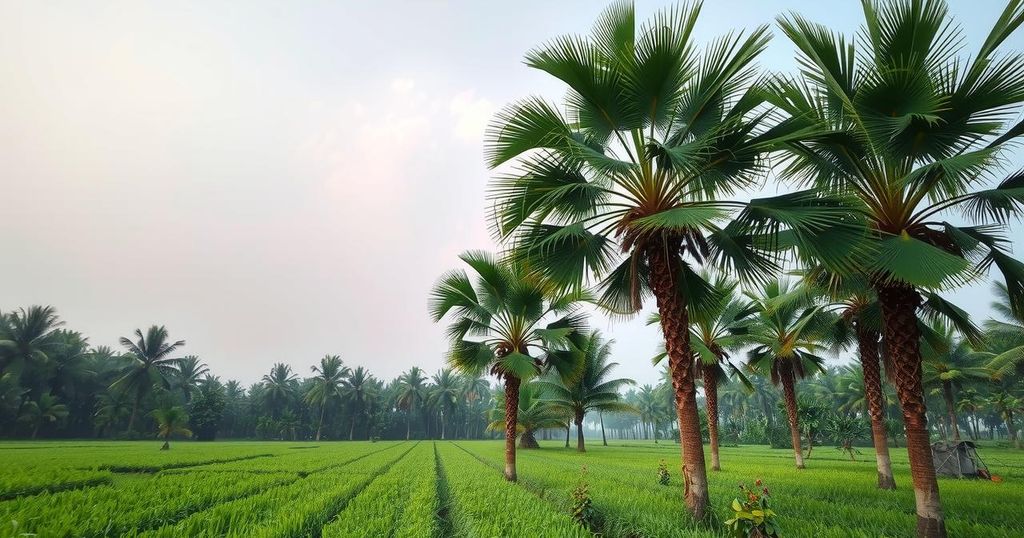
left=657, top=459, right=670, bottom=486
left=429, top=251, right=585, bottom=481
left=725, top=479, right=779, bottom=538
left=767, top=1, right=1024, bottom=534
left=482, top=0, right=858, bottom=519
left=826, top=414, right=870, bottom=461
left=152, top=405, right=191, bottom=450
left=570, top=466, right=596, bottom=531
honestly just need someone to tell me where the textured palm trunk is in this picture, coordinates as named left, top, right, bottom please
left=601, top=411, right=607, bottom=446
left=504, top=376, right=520, bottom=481
left=315, top=404, right=325, bottom=441
left=566, top=420, right=571, bottom=447
left=941, top=382, right=959, bottom=441
left=127, top=395, right=140, bottom=433
left=702, top=368, right=721, bottom=471
left=349, top=415, right=356, bottom=441
left=647, top=243, right=709, bottom=521
left=1006, top=411, right=1020, bottom=449
left=780, top=363, right=805, bottom=469
left=574, top=409, right=586, bottom=452
left=857, top=324, right=896, bottom=489
left=519, top=429, right=539, bottom=448
left=877, top=283, right=946, bottom=538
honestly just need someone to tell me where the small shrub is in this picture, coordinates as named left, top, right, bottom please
left=725, top=479, right=779, bottom=538
left=657, top=459, right=670, bottom=486
left=570, top=466, right=595, bottom=530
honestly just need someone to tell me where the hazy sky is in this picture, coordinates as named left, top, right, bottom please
left=2, top=0, right=1021, bottom=387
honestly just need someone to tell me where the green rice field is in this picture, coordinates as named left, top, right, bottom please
left=1, top=440, right=1021, bottom=537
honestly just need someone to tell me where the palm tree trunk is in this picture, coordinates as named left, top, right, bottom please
left=647, top=243, right=709, bottom=521
left=1005, top=411, right=1021, bottom=449
left=942, top=382, right=959, bottom=441
left=877, top=283, right=946, bottom=538
left=600, top=411, right=607, bottom=446
left=565, top=418, right=571, bottom=447
left=31, top=424, right=39, bottom=440
left=702, top=368, right=721, bottom=471
left=441, top=412, right=447, bottom=440
left=780, top=363, right=805, bottom=469
left=406, top=407, right=412, bottom=440
left=503, top=376, right=520, bottom=482
left=316, top=403, right=326, bottom=441
left=349, top=415, right=356, bottom=441
left=575, top=409, right=585, bottom=452
left=127, top=394, right=140, bottom=433
left=857, top=325, right=896, bottom=489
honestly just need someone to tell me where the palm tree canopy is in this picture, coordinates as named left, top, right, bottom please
left=111, top=325, right=185, bottom=396
left=986, top=280, right=1024, bottom=377
left=745, top=279, right=832, bottom=385
left=305, top=355, right=351, bottom=405
left=0, top=306, right=64, bottom=375
left=429, top=250, right=586, bottom=384
left=538, top=329, right=636, bottom=416
left=396, top=366, right=427, bottom=410
left=488, top=381, right=566, bottom=433
left=769, top=0, right=1024, bottom=308
left=151, top=406, right=192, bottom=439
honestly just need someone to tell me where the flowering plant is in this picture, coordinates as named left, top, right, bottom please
left=725, top=479, right=779, bottom=537
left=657, top=459, right=670, bottom=486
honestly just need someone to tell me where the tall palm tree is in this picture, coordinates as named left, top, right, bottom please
left=745, top=280, right=830, bottom=469
left=428, top=368, right=460, bottom=440
left=429, top=251, right=584, bottom=481
left=396, top=366, right=427, bottom=440
left=489, top=381, right=566, bottom=448
left=635, top=384, right=664, bottom=442
left=112, top=326, right=185, bottom=432
left=304, top=355, right=350, bottom=441
left=261, top=363, right=297, bottom=419
left=152, top=405, right=191, bottom=450
left=482, top=1, right=850, bottom=517
left=922, top=324, right=990, bottom=441
left=342, top=366, right=373, bottom=440
left=18, top=392, right=68, bottom=439
left=768, top=2, right=1024, bottom=534
left=539, top=330, right=635, bottom=452
left=0, top=306, right=63, bottom=381
left=461, top=374, right=491, bottom=439
left=174, top=356, right=209, bottom=403
left=986, top=389, right=1022, bottom=448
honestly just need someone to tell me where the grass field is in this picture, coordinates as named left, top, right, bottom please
left=1, top=440, right=1021, bottom=537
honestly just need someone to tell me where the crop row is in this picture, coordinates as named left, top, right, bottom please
left=137, top=443, right=413, bottom=537
left=1, top=443, right=287, bottom=474
left=0, top=468, right=113, bottom=500
left=436, top=443, right=588, bottom=537
left=322, top=442, right=439, bottom=537
left=164, top=441, right=405, bottom=474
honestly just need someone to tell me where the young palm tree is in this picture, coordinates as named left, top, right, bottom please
left=745, top=280, right=831, bottom=469
left=429, top=251, right=584, bottom=481
left=112, top=326, right=185, bottom=432
left=152, top=405, right=192, bottom=450
left=18, top=392, right=68, bottom=439
left=261, top=363, right=298, bottom=419
left=769, top=2, right=1024, bottom=533
left=396, top=366, right=427, bottom=440
left=635, top=384, right=665, bottom=442
left=489, top=381, right=566, bottom=449
left=173, top=356, right=209, bottom=403
left=922, top=324, right=990, bottom=441
left=342, top=366, right=374, bottom=440
left=482, top=1, right=853, bottom=516
left=428, top=368, right=460, bottom=440
left=539, top=329, right=635, bottom=452
left=305, top=355, right=350, bottom=441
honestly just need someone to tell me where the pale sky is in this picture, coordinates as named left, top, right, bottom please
left=1, top=0, right=1021, bottom=387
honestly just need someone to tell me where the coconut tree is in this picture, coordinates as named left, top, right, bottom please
left=18, top=392, right=68, bottom=439
left=0, top=306, right=64, bottom=382
left=987, top=281, right=1024, bottom=378
left=93, top=390, right=131, bottom=437
left=305, top=355, right=350, bottom=441
left=396, top=367, right=427, bottom=440
left=173, top=356, right=209, bottom=403
left=152, top=405, right=191, bottom=450
left=111, top=326, right=185, bottom=432
left=461, top=374, right=491, bottom=439
left=483, top=0, right=858, bottom=516
left=429, top=251, right=585, bottom=481
left=489, top=381, right=566, bottom=449
left=745, top=279, right=831, bottom=469
left=768, top=1, right=1024, bottom=533
left=342, top=366, right=374, bottom=440
left=261, top=363, right=298, bottom=419
left=428, top=368, right=460, bottom=440
left=922, top=324, right=990, bottom=441
left=539, top=329, right=635, bottom=452
left=986, top=389, right=1022, bottom=448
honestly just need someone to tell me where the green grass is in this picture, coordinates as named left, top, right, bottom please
left=0, top=440, right=1021, bottom=537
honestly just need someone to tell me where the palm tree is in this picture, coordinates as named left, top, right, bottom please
left=987, top=281, right=1024, bottom=378
left=174, top=356, right=209, bottom=403
left=489, top=381, right=566, bottom=448
left=768, top=2, right=1024, bottom=533
left=539, top=330, right=634, bottom=452
left=635, top=384, right=664, bottom=442
left=986, top=390, right=1022, bottom=448
left=482, top=1, right=849, bottom=517
left=18, top=392, right=68, bottom=439
left=461, top=374, right=491, bottom=439
left=152, top=405, right=191, bottom=450
left=93, top=390, right=132, bottom=437
left=428, top=369, right=460, bottom=440
left=305, top=355, right=350, bottom=441
left=922, top=324, right=989, bottom=441
left=0, top=306, right=63, bottom=381
left=261, top=363, right=297, bottom=419
left=429, top=251, right=585, bottom=481
left=342, top=366, right=373, bottom=440
left=396, top=367, right=427, bottom=440
left=745, top=280, right=830, bottom=469
left=112, top=326, right=185, bottom=432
